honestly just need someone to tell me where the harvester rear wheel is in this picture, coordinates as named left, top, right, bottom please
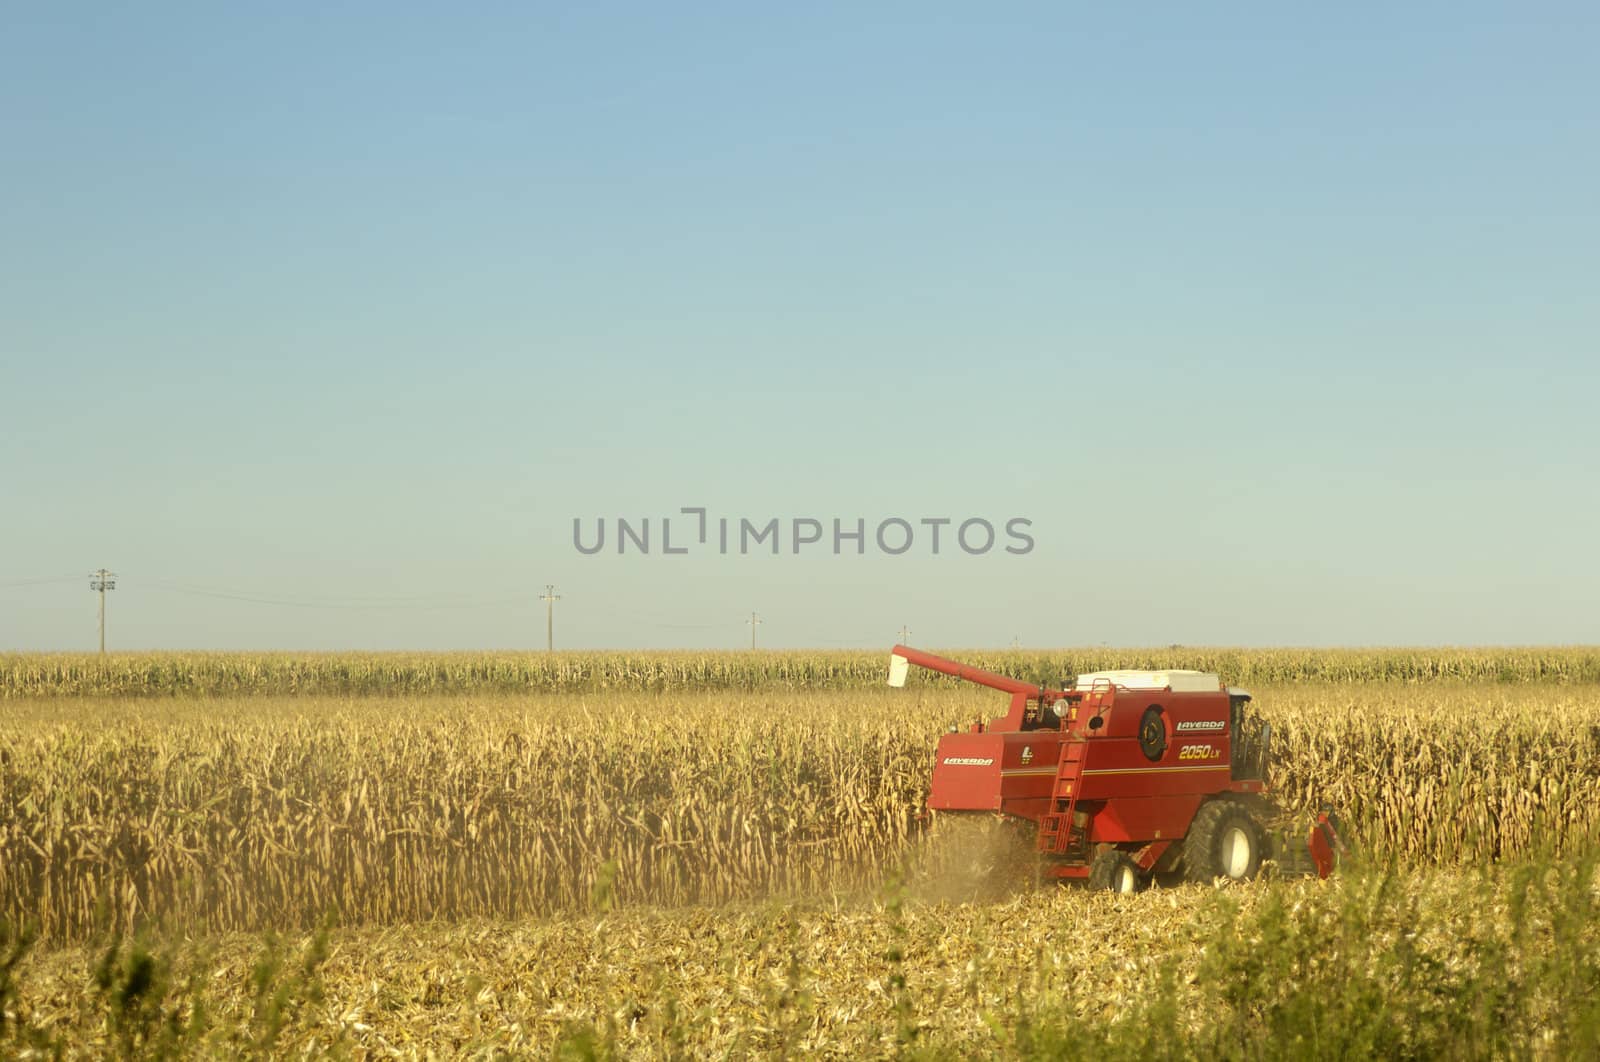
left=1184, top=800, right=1265, bottom=883
left=1087, top=849, right=1143, bottom=894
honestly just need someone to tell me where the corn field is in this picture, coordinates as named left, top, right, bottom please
left=5, top=646, right=1600, bottom=698
left=5, top=675, right=1600, bottom=945
left=18, top=858, right=1600, bottom=1058
left=1, top=691, right=940, bottom=943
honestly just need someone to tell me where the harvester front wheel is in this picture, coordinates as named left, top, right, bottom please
left=1184, top=800, right=1265, bottom=883
left=1087, top=849, right=1143, bottom=894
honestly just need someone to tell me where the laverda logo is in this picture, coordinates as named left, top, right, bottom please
left=943, top=756, right=995, bottom=767
left=1175, top=720, right=1226, bottom=732
left=1020, top=746, right=1033, bottom=765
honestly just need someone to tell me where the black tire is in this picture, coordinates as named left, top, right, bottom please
left=1184, top=800, right=1265, bottom=883
left=1087, top=848, right=1143, bottom=894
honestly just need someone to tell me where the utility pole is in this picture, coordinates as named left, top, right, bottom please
left=89, top=569, right=116, bottom=654
left=898, top=625, right=911, bottom=645
left=540, top=584, right=561, bottom=651
left=1010, top=635, right=1021, bottom=649
left=747, top=611, right=762, bottom=650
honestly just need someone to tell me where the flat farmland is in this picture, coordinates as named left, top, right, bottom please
left=3, top=651, right=1599, bottom=1057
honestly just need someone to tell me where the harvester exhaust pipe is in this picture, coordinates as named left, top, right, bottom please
left=888, top=644, right=1054, bottom=733
left=887, top=645, right=1046, bottom=697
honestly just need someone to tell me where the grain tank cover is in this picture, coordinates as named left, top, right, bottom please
left=1074, top=669, right=1221, bottom=692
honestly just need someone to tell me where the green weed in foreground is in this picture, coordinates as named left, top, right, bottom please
left=557, top=848, right=1600, bottom=1061
left=994, top=852, right=1600, bottom=1060
left=8, top=849, right=1590, bottom=1058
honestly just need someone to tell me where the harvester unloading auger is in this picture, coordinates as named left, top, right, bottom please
left=889, top=645, right=1344, bottom=892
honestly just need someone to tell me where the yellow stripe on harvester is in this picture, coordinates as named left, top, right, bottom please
left=1079, top=765, right=1232, bottom=776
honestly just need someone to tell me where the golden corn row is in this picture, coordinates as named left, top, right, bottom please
left=4, top=684, right=1599, bottom=944
left=4, top=647, right=1600, bottom=698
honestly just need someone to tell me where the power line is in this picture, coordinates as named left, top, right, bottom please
left=146, top=581, right=524, bottom=611
left=746, top=610, right=762, bottom=650
left=640, top=619, right=731, bottom=631
left=0, top=575, right=82, bottom=588
left=3, top=573, right=525, bottom=613
left=148, top=579, right=514, bottom=606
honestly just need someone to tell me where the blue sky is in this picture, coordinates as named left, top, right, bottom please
left=3, top=3, right=1596, bottom=650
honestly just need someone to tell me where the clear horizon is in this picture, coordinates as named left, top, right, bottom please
left=5, top=4, right=1597, bottom=651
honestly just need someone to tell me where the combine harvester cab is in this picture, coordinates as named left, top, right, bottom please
left=889, top=645, right=1342, bottom=892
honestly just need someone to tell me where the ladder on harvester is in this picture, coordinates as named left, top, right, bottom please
left=1036, top=738, right=1088, bottom=854
left=1037, top=680, right=1113, bottom=855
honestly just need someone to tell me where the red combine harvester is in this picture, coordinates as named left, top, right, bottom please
left=889, top=645, right=1342, bottom=892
